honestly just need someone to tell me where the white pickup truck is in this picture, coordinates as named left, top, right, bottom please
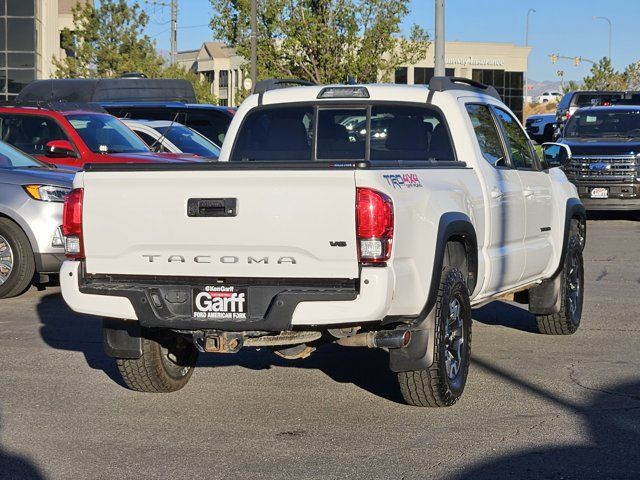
left=60, top=77, right=586, bottom=407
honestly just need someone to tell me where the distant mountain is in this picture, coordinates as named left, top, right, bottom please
left=527, top=78, right=564, bottom=99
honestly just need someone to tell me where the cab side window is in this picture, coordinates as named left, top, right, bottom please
left=493, top=107, right=537, bottom=169
left=465, top=104, right=507, bottom=167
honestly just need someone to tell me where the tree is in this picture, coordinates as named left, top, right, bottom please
left=562, top=80, right=582, bottom=94
left=623, top=61, right=640, bottom=91
left=53, top=0, right=164, bottom=78
left=582, top=57, right=626, bottom=91
left=160, top=65, right=218, bottom=104
left=209, top=0, right=429, bottom=85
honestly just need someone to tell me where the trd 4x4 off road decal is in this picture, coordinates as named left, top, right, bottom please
left=383, top=173, right=423, bottom=189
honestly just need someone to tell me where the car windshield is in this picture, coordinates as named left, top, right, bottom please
left=155, top=125, right=221, bottom=157
left=564, top=110, right=640, bottom=138
left=67, top=113, right=150, bottom=154
left=0, top=140, right=50, bottom=169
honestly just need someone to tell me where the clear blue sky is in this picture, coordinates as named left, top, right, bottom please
left=137, top=0, right=639, bottom=82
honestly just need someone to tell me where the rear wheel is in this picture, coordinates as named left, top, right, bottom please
left=116, top=329, right=199, bottom=392
left=398, top=267, right=472, bottom=407
left=536, top=232, right=583, bottom=335
left=0, top=218, right=35, bottom=299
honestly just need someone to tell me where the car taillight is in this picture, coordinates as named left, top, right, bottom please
left=356, top=188, right=393, bottom=264
left=62, top=188, right=84, bottom=259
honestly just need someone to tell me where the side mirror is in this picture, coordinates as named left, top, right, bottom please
left=45, top=140, right=76, bottom=158
left=541, top=142, right=572, bottom=168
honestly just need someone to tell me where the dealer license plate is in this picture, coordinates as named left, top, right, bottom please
left=590, top=187, right=609, bottom=199
left=192, top=286, right=249, bottom=320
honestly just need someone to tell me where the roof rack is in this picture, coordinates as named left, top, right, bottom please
left=428, top=76, right=501, bottom=100
left=2, top=100, right=107, bottom=113
left=253, top=78, right=316, bottom=95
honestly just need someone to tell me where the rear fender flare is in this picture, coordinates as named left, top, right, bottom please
left=389, top=212, right=477, bottom=373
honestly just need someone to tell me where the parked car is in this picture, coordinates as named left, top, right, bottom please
left=16, top=78, right=236, bottom=147
left=555, top=91, right=625, bottom=136
left=537, top=91, right=562, bottom=103
left=0, top=140, right=73, bottom=298
left=0, top=106, right=200, bottom=168
left=559, top=105, right=640, bottom=210
left=525, top=113, right=556, bottom=143
left=60, top=77, right=586, bottom=407
left=121, top=119, right=220, bottom=159
left=102, top=102, right=235, bottom=147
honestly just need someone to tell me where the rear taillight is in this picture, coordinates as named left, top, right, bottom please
left=62, top=188, right=84, bottom=259
left=356, top=188, right=394, bottom=264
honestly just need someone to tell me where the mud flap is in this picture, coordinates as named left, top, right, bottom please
left=389, top=309, right=437, bottom=373
left=528, top=270, right=562, bottom=315
left=103, top=318, right=142, bottom=359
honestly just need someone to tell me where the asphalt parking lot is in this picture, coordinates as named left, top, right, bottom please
left=1, top=214, right=639, bottom=480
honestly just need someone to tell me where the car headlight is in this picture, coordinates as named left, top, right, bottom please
left=533, top=118, right=543, bottom=124
left=23, top=185, right=72, bottom=202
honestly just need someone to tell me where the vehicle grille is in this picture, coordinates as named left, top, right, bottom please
left=564, top=155, right=639, bottom=182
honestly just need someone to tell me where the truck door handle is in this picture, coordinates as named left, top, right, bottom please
left=523, top=188, right=535, bottom=198
left=187, top=198, right=237, bottom=217
left=490, top=188, right=504, bottom=200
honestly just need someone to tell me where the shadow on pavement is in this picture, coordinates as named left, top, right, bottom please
left=449, top=357, right=640, bottom=480
left=0, top=413, right=46, bottom=480
left=472, top=300, right=538, bottom=333
left=36, top=292, right=124, bottom=386
left=36, top=291, right=403, bottom=402
left=197, top=342, right=405, bottom=404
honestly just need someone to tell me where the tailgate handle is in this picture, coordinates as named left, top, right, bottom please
left=187, top=198, right=237, bottom=217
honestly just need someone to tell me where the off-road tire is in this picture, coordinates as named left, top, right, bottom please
left=398, top=267, right=472, bottom=407
left=536, top=232, right=584, bottom=335
left=0, top=218, right=35, bottom=299
left=116, top=329, right=198, bottom=392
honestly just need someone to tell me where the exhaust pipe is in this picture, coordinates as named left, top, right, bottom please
left=336, top=329, right=411, bottom=349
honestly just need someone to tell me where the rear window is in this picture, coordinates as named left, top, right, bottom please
left=573, top=93, right=623, bottom=108
left=231, top=104, right=455, bottom=162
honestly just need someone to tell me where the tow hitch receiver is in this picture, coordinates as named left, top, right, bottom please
left=194, top=332, right=244, bottom=353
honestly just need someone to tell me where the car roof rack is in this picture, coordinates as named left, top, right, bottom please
left=253, top=78, right=316, bottom=95
left=428, top=76, right=501, bottom=100
left=1, top=100, right=107, bottom=113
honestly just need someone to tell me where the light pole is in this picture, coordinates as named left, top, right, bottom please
left=525, top=8, right=536, bottom=46
left=593, top=16, right=612, bottom=61
left=524, top=9, right=535, bottom=106
left=250, top=0, right=257, bottom=91
left=434, top=0, right=445, bottom=76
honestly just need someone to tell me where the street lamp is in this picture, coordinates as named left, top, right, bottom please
left=593, top=16, right=612, bottom=62
left=525, top=8, right=536, bottom=46
left=524, top=9, right=535, bottom=106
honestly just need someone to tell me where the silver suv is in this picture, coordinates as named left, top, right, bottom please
left=0, top=141, right=73, bottom=298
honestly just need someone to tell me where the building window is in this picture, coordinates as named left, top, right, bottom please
left=394, top=67, right=407, bottom=84
left=414, top=67, right=455, bottom=85
left=219, top=70, right=229, bottom=88
left=472, top=69, right=524, bottom=120
left=219, top=98, right=228, bottom=107
left=472, top=69, right=524, bottom=119
left=0, top=0, right=36, bottom=100
left=204, top=70, right=214, bottom=83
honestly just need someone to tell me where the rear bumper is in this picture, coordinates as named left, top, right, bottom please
left=60, top=262, right=394, bottom=330
left=34, top=252, right=66, bottom=274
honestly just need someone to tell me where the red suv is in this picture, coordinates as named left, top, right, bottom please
left=0, top=106, right=199, bottom=168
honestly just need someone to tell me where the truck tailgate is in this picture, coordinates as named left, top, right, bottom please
left=81, top=169, right=359, bottom=279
